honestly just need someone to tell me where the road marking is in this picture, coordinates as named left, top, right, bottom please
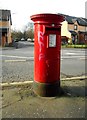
left=80, top=57, right=87, bottom=60
left=0, top=54, right=29, bottom=59
left=1, top=54, right=86, bottom=62
left=0, top=54, right=34, bottom=62
left=65, top=52, right=76, bottom=55
left=4, top=59, right=27, bottom=62
left=61, top=56, right=87, bottom=60
left=0, top=54, right=34, bottom=59
left=3, top=58, right=86, bottom=62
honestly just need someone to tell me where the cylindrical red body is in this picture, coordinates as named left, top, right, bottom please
left=30, top=13, right=64, bottom=96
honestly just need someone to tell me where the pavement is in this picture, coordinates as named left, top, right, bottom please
left=1, top=76, right=86, bottom=119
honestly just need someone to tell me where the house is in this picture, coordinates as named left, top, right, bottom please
left=59, top=13, right=87, bottom=44
left=0, top=9, right=12, bottom=47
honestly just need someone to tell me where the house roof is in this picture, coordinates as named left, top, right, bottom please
left=58, top=13, right=87, bottom=26
left=0, top=9, right=12, bottom=25
left=65, top=15, right=77, bottom=24
left=83, top=18, right=87, bottom=23
left=77, top=18, right=87, bottom=26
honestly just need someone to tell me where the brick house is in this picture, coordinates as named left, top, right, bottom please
left=0, top=9, right=12, bottom=47
left=59, top=14, right=87, bottom=44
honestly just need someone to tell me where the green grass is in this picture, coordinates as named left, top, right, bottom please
left=62, top=44, right=87, bottom=48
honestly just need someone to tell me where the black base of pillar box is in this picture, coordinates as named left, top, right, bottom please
left=33, top=81, right=61, bottom=97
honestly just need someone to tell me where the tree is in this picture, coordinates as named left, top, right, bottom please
left=11, top=22, right=34, bottom=41
left=26, top=29, right=34, bottom=39
left=22, top=22, right=34, bottom=40
left=11, top=30, right=23, bottom=41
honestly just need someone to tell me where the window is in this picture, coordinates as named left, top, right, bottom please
left=74, top=25, right=77, bottom=30
left=86, top=27, right=87, bottom=32
left=0, top=17, right=1, bottom=21
left=85, top=35, right=87, bottom=40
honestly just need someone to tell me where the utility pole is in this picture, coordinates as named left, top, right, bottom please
left=85, top=1, right=87, bottom=18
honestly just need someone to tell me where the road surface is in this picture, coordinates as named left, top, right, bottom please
left=0, top=41, right=86, bottom=82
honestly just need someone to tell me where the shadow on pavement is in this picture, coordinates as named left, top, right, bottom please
left=61, top=86, right=86, bottom=97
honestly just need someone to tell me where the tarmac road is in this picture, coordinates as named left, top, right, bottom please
left=0, top=41, right=86, bottom=83
left=61, top=48, right=86, bottom=76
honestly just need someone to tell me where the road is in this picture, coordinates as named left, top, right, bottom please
left=0, top=41, right=86, bottom=82
left=61, top=48, right=86, bottom=76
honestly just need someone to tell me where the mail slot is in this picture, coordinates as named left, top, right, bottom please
left=30, top=13, right=64, bottom=97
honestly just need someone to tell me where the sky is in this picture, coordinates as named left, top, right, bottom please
left=0, top=0, right=86, bottom=31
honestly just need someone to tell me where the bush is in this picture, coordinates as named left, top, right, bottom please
left=62, top=44, right=87, bottom=48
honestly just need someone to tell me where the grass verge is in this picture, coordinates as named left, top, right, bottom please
left=62, top=44, right=87, bottom=48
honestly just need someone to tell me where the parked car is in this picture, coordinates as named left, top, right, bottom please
left=27, top=38, right=32, bottom=42
left=21, top=38, right=25, bottom=41
left=27, top=38, right=34, bottom=42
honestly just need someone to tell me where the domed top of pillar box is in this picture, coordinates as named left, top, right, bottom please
left=30, top=13, right=65, bottom=24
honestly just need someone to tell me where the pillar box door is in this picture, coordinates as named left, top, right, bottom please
left=30, top=13, right=64, bottom=97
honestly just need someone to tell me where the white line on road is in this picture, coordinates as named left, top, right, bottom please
left=4, top=58, right=85, bottom=62
left=0, top=54, right=34, bottom=59
left=4, top=59, right=27, bottom=62
left=61, top=56, right=86, bottom=59
left=65, top=52, right=76, bottom=55
left=80, top=57, right=87, bottom=60
left=0, top=54, right=86, bottom=62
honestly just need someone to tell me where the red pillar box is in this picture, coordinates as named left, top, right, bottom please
left=30, top=13, right=64, bottom=97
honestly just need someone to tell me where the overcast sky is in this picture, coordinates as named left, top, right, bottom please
left=0, top=0, right=86, bottom=31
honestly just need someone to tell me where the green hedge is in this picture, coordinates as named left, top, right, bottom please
left=62, top=44, right=87, bottom=48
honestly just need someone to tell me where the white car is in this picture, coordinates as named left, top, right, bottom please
left=21, top=38, right=25, bottom=41
left=27, top=38, right=32, bottom=42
